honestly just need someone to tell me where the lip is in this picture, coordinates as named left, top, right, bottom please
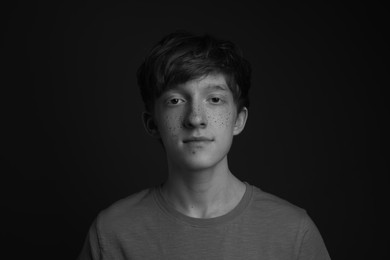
left=183, top=136, right=213, bottom=143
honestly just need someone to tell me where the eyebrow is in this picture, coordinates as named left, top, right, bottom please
left=205, top=84, right=229, bottom=92
left=166, top=83, right=229, bottom=93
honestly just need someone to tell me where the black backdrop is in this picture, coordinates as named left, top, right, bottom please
left=4, top=1, right=387, bottom=259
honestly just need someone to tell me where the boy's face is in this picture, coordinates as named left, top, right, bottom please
left=148, top=73, right=247, bottom=172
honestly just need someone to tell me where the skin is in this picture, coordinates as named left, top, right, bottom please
left=143, top=73, right=248, bottom=218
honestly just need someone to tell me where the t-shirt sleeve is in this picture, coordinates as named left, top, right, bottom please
left=77, top=219, right=102, bottom=260
left=297, top=213, right=331, bottom=260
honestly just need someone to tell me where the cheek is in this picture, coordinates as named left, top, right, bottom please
left=161, top=113, right=183, bottom=137
left=208, top=109, right=235, bottom=129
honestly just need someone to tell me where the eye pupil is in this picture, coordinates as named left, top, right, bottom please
left=212, top=97, right=220, bottom=103
left=170, top=98, right=180, bottom=104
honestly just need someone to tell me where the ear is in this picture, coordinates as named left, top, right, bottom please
left=142, top=111, right=160, bottom=138
left=233, top=107, right=248, bottom=136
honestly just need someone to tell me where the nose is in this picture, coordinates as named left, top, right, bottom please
left=183, top=101, right=207, bottom=129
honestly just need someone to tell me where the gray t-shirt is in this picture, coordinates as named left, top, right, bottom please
left=78, top=182, right=330, bottom=259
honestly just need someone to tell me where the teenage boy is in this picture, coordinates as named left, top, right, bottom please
left=77, top=31, right=331, bottom=259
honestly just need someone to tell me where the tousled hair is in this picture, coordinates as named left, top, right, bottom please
left=137, top=31, right=251, bottom=113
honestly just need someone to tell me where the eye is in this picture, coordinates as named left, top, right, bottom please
left=168, top=98, right=184, bottom=105
left=210, top=97, right=222, bottom=104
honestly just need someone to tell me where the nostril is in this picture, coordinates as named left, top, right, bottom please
left=183, top=112, right=207, bottom=128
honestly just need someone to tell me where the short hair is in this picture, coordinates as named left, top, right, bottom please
left=137, top=31, right=252, bottom=114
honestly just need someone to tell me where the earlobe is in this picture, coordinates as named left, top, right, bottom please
left=233, top=107, right=248, bottom=136
left=142, top=111, right=160, bottom=138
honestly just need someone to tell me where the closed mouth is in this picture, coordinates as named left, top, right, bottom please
left=183, top=137, right=213, bottom=143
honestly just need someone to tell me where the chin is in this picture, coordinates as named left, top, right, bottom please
left=174, top=152, right=226, bottom=172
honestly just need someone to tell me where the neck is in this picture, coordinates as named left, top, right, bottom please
left=161, top=156, right=246, bottom=218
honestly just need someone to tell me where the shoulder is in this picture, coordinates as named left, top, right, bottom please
left=250, top=185, right=306, bottom=214
left=245, top=184, right=331, bottom=259
left=242, top=184, right=318, bottom=250
left=247, top=184, right=309, bottom=228
left=95, top=188, right=156, bottom=234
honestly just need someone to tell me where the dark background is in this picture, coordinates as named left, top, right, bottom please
left=3, top=1, right=387, bottom=259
